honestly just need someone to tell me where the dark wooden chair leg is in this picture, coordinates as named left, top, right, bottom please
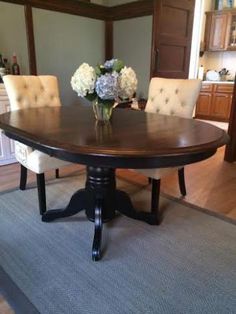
left=55, top=169, right=59, bottom=179
left=19, top=165, right=27, bottom=190
left=36, top=173, right=46, bottom=215
left=178, top=167, right=186, bottom=196
left=151, top=179, right=161, bottom=217
left=148, top=177, right=152, bottom=184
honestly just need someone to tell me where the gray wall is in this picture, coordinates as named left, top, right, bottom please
left=0, top=1, right=151, bottom=101
left=33, top=8, right=104, bottom=106
left=0, top=2, right=29, bottom=74
left=114, top=16, right=152, bottom=98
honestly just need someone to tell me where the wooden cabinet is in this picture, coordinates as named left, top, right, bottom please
left=195, top=83, right=233, bottom=121
left=205, top=11, right=230, bottom=51
left=204, top=10, right=236, bottom=51
left=0, top=84, right=16, bottom=165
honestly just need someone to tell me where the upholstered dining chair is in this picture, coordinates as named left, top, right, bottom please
left=3, top=75, right=72, bottom=215
left=134, top=77, right=201, bottom=219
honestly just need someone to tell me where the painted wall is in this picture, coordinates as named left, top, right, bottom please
left=113, top=16, right=152, bottom=98
left=33, top=8, right=104, bottom=106
left=0, top=2, right=29, bottom=75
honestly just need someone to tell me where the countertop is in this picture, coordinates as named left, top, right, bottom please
left=202, top=80, right=234, bottom=84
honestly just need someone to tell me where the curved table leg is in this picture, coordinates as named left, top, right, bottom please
left=92, top=198, right=103, bottom=261
left=41, top=166, right=160, bottom=261
left=115, top=190, right=161, bottom=225
left=42, top=189, right=88, bottom=222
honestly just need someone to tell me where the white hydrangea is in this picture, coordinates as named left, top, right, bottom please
left=118, top=66, right=138, bottom=100
left=71, top=63, right=96, bottom=97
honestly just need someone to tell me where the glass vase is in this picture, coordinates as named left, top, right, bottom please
left=92, top=100, right=113, bottom=122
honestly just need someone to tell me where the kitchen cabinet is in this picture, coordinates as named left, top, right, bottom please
left=205, top=11, right=230, bottom=51
left=195, top=83, right=233, bottom=121
left=205, top=9, right=236, bottom=51
left=0, top=83, right=16, bottom=165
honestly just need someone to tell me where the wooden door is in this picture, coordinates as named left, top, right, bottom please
left=151, top=0, right=195, bottom=78
left=225, top=78, right=236, bottom=162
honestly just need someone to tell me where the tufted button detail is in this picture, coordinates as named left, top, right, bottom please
left=16, top=96, right=22, bottom=102
left=160, top=88, right=163, bottom=93
left=40, top=85, right=44, bottom=91
left=150, top=96, right=154, bottom=102
left=35, top=95, right=38, bottom=102
left=170, top=110, right=175, bottom=115
left=156, top=108, right=160, bottom=113
left=175, top=89, right=179, bottom=94
left=181, top=101, right=185, bottom=107
left=51, top=95, right=54, bottom=100
left=165, top=98, right=169, bottom=104
left=24, top=84, right=28, bottom=89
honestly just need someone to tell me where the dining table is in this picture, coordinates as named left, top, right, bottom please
left=0, top=105, right=229, bottom=261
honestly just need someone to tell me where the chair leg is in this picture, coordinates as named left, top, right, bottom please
left=151, top=179, right=161, bottom=216
left=178, top=168, right=187, bottom=196
left=36, top=173, right=46, bottom=215
left=55, top=169, right=59, bottom=179
left=19, top=165, right=27, bottom=190
left=148, top=177, right=152, bottom=184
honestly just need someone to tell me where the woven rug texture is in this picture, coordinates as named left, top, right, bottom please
left=0, top=172, right=235, bottom=314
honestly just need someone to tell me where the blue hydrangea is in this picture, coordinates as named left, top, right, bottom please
left=104, top=59, right=117, bottom=69
left=95, top=73, right=118, bottom=100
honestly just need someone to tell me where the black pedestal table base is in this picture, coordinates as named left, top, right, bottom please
left=42, top=166, right=160, bottom=261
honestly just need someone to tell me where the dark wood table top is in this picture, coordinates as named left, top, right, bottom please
left=0, top=105, right=229, bottom=168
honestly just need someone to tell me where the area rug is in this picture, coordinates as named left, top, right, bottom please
left=0, top=173, right=235, bottom=314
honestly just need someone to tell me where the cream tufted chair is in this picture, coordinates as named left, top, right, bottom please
left=134, top=77, right=201, bottom=220
left=3, top=75, right=71, bottom=215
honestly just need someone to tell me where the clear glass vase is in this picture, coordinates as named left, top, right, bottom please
left=92, top=100, right=113, bottom=122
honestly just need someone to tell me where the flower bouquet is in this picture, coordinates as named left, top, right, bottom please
left=71, top=59, right=138, bottom=121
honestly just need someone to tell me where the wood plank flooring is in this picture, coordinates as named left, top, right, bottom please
left=118, top=147, right=236, bottom=221
left=0, top=147, right=235, bottom=222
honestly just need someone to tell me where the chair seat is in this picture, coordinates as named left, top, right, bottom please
left=15, top=142, right=71, bottom=174
left=134, top=166, right=183, bottom=180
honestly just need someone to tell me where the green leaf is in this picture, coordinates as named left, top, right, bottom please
left=85, top=92, right=97, bottom=102
left=113, top=59, right=124, bottom=72
left=95, top=66, right=101, bottom=76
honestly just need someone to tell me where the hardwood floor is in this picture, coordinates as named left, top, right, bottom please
left=0, top=147, right=235, bottom=221
left=118, top=147, right=236, bottom=221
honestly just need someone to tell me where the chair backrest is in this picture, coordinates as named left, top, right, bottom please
left=145, top=77, right=201, bottom=118
left=3, top=75, right=61, bottom=111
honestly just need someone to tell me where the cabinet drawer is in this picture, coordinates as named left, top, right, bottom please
left=214, top=84, right=233, bottom=93
left=201, top=84, right=213, bottom=92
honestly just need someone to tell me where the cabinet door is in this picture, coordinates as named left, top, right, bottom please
left=195, top=93, right=212, bottom=117
left=211, top=93, right=232, bottom=120
left=151, top=0, right=195, bottom=78
left=206, top=12, right=229, bottom=51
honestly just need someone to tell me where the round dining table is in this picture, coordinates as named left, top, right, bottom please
left=0, top=105, right=229, bottom=260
